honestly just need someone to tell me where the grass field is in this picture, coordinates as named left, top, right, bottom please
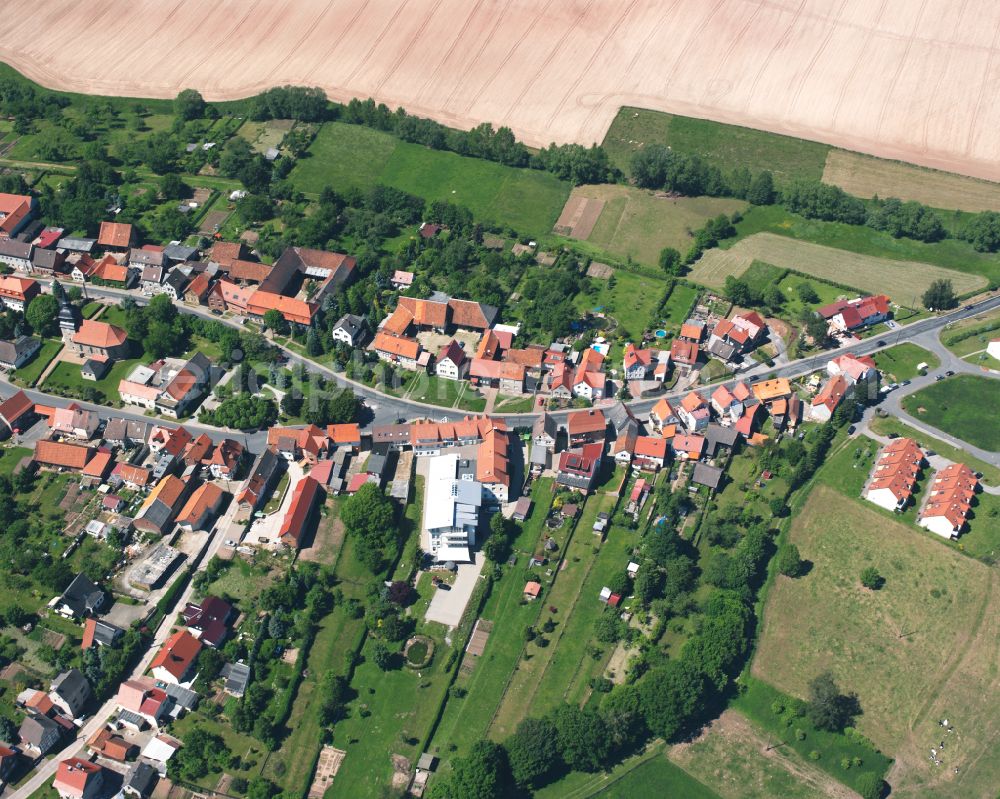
left=590, top=752, right=721, bottom=799
left=753, top=485, right=1000, bottom=797
left=487, top=484, right=621, bottom=740
left=822, top=150, right=1000, bottom=213
left=669, top=710, right=858, bottom=799
left=290, top=122, right=569, bottom=236
left=565, top=184, right=746, bottom=268
left=901, top=375, right=1000, bottom=451
left=940, top=309, right=1000, bottom=357
left=572, top=269, right=670, bottom=341
left=731, top=678, right=892, bottom=796
left=689, top=232, right=987, bottom=302
left=723, top=205, right=1000, bottom=288
left=236, top=118, right=293, bottom=155
left=602, top=108, right=830, bottom=187
left=872, top=344, right=939, bottom=382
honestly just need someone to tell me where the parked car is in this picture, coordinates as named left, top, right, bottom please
left=926, top=450, right=937, bottom=456
left=945, top=370, right=955, bottom=376
left=848, top=425, right=856, bottom=435
left=935, top=374, right=945, bottom=381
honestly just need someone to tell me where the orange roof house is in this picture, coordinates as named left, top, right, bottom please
left=97, top=221, right=134, bottom=250
left=33, top=440, right=94, bottom=470
left=670, top=339, right=699, bottom=366
left=279, top=476, right=322, bottom=549
left=679, top=322, right=704, bottom=341
left=176, top=482, right=226, bottom=531
left=249, top=291, right=317, bottom=326
left=54, top=758, right=105, bottom=799
left=90, top=255, right=129, bottom=284
left=72, top=320, right=129, bottom=359
left=752, top=378, right=791, bottom=403
left=372, top=331, right=421, bottom=361
left=150, top=630, right=202, bottom=684
left=0, top=192, right=34, bottom=238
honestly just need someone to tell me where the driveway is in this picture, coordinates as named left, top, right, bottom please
left=245, top=460, right=303, bottom=546
left=425, top=555, right=486, bottom=629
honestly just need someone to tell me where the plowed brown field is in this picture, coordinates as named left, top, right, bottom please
left=5, top=1, right=1000, bottom=181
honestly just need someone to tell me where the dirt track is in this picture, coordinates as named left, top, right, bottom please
left=4, top=1, right=1000, bottom=181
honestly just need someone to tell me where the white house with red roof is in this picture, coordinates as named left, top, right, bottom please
left=827, top=352, right=878, bottom=384
left=864, top=438, right=923, bottom=511
left=818, top=295, right=891, bottom=331
left=809, top=374, right=852, bottom=422
left=435, top=340, right=468, bottom=380
left=54, top=758, right=105, bottom=799
left=649, top=397, right=679, bottom=431
left=679, top=391, right=710, bottom=432
left=918, top=463, right=979, bottom=539
left=150, top=630, right=202, bottom=685
left=710, top=384, right=743, bottom=424
left=622, top=343, right=668, bottom=381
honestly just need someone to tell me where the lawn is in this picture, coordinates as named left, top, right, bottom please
left=872, top=343, right=940, bottom=382
left=822, top=149, right=1000, bottom=214
left=572, top=269, right=672, bottom=341
left=0, top=447, right=31, bottom=479
left=602, top=108, right=830, bottom=188
left=690, top=231, right=987, bottom=303
left=753, top=485, right=1000, bottom=797
left=492, top=394, right=536, bottom=413
left=659, top=283, right=700, bottom=330
left=901, top=375, right=1000, bottom=451
left=406, top=374, right=465, bottom=408
left=81, top=301, right=103, bottom=318
left=669, top=710, right=860, bottom=799
left=205, top=556, right=280, bottom=607
left=563, top=183, right=746, bottom=268
left=291, top=122, right=570, bottom=237
left=41, top=356, right=147, bottom=406
left=11, top=339, right=62, bottom=387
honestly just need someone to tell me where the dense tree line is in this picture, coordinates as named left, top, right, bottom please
left=340, top=483, right=401, bottom=571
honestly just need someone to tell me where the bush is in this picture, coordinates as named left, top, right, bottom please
left=856, top=773, right=885, bottom=799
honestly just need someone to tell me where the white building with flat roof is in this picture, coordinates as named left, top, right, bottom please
left=424, top=454, right=481, bottom=563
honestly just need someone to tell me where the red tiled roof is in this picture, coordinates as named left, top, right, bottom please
left=279, top=477, right=321, bottom=548
left=82, top=450, right=113, bottom=477
left=566, top=409, right=606, bottom=435
left=0, top=389, right=34, bottom=427
left=327, top=423, right=361, bottom=446
left=373, top=332, right=420, bottom=360
left=679, top=322, right=704, bottom=341
left=176, top=482, right=225, bottom=528
left=0, top=193, right=32, bottom=237
left=634, top=436, right=668, bottom=459
left=97, top=221, right=133, bottom=248
left=73, top=320, right=128, bottom=349
left=247, top=290, right=317, bottom=325
left=150, top=630, right=202, bottom=681
left=670, top=339, right=699, bottom=364
left=55, top=757, right=103, bottom=795
left=438, top=340, right=467, bottom=366
left=34, top=440, right=93, bottom=469
left=397, top=297, right=449, bottom=329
